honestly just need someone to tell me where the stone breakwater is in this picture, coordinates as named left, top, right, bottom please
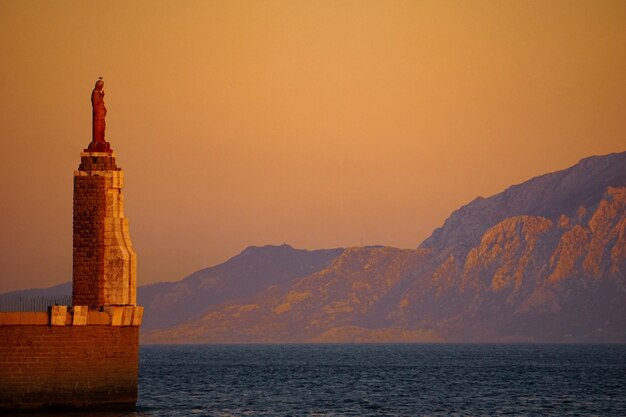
left=0, top=307, right=142, bottom=411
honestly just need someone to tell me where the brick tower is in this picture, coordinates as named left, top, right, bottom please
left=0, top=79, right=142, bottom=411
left=73, top=152, right=137, bottom=307
left=73, top=78, right=137, bottom=308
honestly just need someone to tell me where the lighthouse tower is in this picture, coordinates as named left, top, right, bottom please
left=72, top=78, right=137, bottom=308
left=0, top=79, right=142, bottom=411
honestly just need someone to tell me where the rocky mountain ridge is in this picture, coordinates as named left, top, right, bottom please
left=421, top=152, right=626, bottom=257
left=143, top=152, right=626, bottom=343
left=403, top=186, right=626, bottom=341
left=137, top=244, right=343, bottom=330
left=3, top=152, right=625, bottom=343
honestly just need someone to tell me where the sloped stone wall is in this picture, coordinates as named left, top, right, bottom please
left=72, top=151, right=137, bottom=307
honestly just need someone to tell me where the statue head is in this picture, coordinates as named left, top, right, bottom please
left=94, top=78, right=104, bottom=91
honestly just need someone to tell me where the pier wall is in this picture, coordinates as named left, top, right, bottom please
left=0, top=308, right=141, bottom=411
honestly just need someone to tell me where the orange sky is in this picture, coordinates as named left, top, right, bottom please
left=0, top=0, right=624, bottom=292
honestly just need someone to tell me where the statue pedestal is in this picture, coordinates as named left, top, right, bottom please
left=73, top=151, right=137, bottom=308
left=85, top=140, right=112, bottom=153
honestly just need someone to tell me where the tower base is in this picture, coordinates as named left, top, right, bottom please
left=0, top=309, right=141, bottom=412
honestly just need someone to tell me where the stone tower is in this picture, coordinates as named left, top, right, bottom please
left=0, top=79, right=142, bottom=412
left=72, top=78, right=137, bottom=308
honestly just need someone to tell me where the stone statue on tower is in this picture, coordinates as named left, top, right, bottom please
left=75, top=78, right=137, bottom=308
left=86, top=77, right=112, bottom=153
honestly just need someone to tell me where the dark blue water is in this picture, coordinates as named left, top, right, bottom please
left=134, top=344, right=626, bottom=417
left=40, top=344, right=626, bottom=416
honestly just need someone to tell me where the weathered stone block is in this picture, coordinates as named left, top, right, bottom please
left=131, top=307, right=144, bottom=326
left=72, top=306, right=88, bottom=325
left=121, top=306, right=134, bottom=326
left=104, top=306, right=123, bottom=326
left=50, top=306, right=68, bottom=326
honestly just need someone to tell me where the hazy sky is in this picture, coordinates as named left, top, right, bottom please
left=1, top=0, right=624, bottom=292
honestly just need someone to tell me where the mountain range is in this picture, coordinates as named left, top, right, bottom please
left=3, top=152, right=625, bottom=343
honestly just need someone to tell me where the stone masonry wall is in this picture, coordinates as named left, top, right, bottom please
left=73, top=174, right=107, bottom=307
left=0, top=325, right=139, bottom=411
left=73, top=151, right=137, bottom=307
left=103, top=175, right=137, bottom=306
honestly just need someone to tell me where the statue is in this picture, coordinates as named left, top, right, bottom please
left=86, top=77, right=112, bottom=153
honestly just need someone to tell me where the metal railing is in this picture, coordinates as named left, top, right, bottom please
left=0, top=295, right=72, bottom=312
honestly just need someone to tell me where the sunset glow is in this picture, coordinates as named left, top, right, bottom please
left=0, top=0, right=624, bottom=292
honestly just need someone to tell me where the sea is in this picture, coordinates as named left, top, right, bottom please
left=33, top=344, right=626, bottom=416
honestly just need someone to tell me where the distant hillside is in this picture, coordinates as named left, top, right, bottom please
left=143, top=152, right=626, bottom=343
left=390, top=185, right=626, bottom=342
left=5, top=152, right=625, bottom=343
left=138, top=244, right=343, bottom=330
left=421, top=152, right=626, bottom=257
left=0, top=282, right=72, bottom=299
left=0, top=246, right=343, bottom=331
left=143, top=247, right=436, bottom=343
left=0, top=282, right=72, bottom=312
